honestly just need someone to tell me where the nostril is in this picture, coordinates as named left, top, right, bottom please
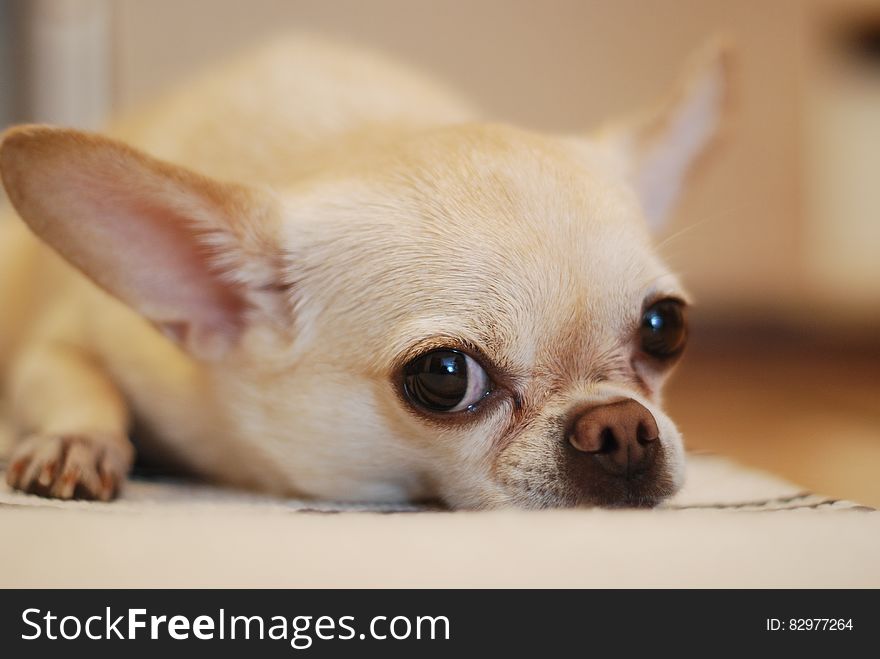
left=637, top=421, right=659, bottom=445
left=598, top=427, right=618, bottom=454
left=567, top=399, right=662, bottom=482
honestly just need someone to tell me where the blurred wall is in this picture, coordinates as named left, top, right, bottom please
left=15, top=0, right=111, bottom=128
left=802, top=0, right=880, bottom=321
left=0, top=1, right=14, bottom=126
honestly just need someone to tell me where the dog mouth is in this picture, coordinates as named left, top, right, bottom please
left=496, top=480, right=673, bottom=510
left=496, top=444, right=679, bottom=510
left=504, top=478, right=675, bottom=510
left=564, top=441, right=678, bottom=509
left=576, top=475, right=677, bottom=509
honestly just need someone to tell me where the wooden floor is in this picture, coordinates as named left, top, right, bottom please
left=666, top=320, right=880, bottom=507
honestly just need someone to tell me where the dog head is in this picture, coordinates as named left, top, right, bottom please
left=0, top=43, right=730, bottom=508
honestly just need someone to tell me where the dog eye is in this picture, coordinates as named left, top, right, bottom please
left=402, top=349, right=491, bottom=413
left=640, top=299, right=687, bottom=358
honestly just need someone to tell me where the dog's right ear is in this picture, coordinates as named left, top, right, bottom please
left=0, top=125, right=283, bottom=360
left=590, top=39, right=733, bottom=231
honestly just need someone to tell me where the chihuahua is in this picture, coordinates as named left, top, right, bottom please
left=0, top=37, right=729, bottom=508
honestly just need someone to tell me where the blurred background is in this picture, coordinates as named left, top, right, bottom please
left=1, top=0, right=878, bottom=504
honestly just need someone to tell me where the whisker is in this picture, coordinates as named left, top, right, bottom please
left=653, top=203, right=752, bottom=255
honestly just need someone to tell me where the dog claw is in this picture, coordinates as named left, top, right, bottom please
left=5, top=433, right=131, bottom=501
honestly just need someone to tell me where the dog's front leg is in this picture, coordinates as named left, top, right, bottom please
left=5, top=342, right=133, bottom=501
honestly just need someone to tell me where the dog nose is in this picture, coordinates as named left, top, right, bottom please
left=568, top=399, right=660, bottom=477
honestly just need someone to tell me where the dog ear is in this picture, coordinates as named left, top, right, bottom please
left=0, top=125, right=283, bottom=360
left=595, top=39, right=733, bottom=231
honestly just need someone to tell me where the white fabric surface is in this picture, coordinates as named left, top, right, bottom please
left=1, top=453, right=877, bottom=587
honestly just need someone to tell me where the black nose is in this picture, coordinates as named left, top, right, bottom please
left=568, top=398, right=660, bottom=477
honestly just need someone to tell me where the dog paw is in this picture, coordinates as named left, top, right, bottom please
left=5, top=433, right=133, bottom=501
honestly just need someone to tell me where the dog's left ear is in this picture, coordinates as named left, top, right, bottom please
left=593, top=39, right=733, bottom=231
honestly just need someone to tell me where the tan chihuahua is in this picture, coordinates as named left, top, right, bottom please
left=0, top=37, right=729, bottom=508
